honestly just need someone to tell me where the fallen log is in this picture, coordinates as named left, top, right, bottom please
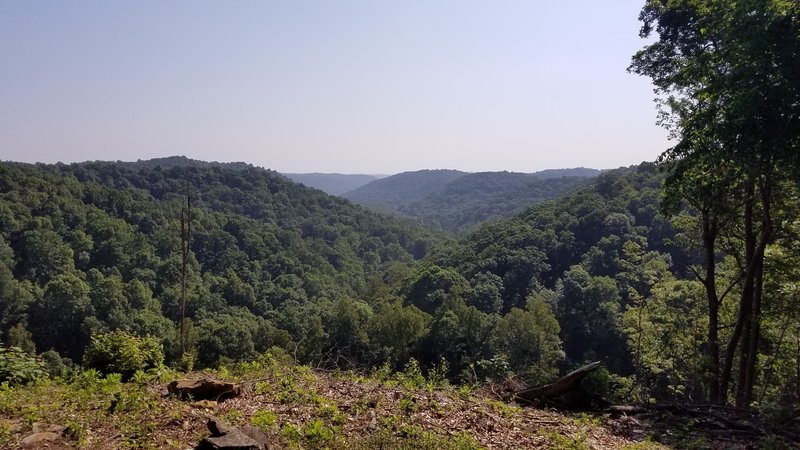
left=514, top=361, right=603, bottom=407
left=605, top=403, right=800, bottom=445
left=606, top=405, right=650, bottom=417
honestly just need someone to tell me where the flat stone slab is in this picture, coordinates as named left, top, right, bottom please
left=198, top=432, right=261, bottom=450
left=195, top=416, right=271, bottom=450
left=21, top=431, right=61, bottom=446
left=167, top=378, right=241, bottom=401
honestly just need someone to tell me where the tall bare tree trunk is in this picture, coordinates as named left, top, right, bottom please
left=739, top=260, right=763, bottom=406
left=180, top=183, right=191, bottom=356
left=721, top=179, right=756, bottom=402
left=738, top=173, right=773, bottom=407
left=701, top=209, right=721, bottom=403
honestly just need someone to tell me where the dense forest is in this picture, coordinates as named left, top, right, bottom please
left=343, top=169, right=467, bottom=213
left=282, top=173, right=383, bottom=196
left=1, top=0, right=799, bottom=436
left=344, top=168, right=599, bottom=234
left=0, top=161, right=441, bottom=369
left=2, top=157, right=798, bottom=411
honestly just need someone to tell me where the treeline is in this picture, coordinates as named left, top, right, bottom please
left=0, top=161, right=440, bottom=369
left=1, top=158, right=798, bottom=410
left=398, top=174, right=593, bottom=234
left=344, top=169, right=597, bottom=234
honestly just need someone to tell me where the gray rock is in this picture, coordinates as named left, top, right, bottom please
left=207, top=416, right=237, bottom=437
left=32, top=422, right=66, bottom=434
left=196, top=416, right=271, bottom=450
left=198, top=431, right=261, bottom=450
left=239, top=426, right=271, bottom=445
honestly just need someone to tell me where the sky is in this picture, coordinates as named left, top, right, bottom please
left=0, top=1, right=669, bottom=174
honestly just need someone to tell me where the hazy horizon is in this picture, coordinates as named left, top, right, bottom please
left=0, top=1, right=669, bottom=173
left=0, top=153, right=616, bottom=177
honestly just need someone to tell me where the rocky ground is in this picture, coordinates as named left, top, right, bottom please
left=0, top=357, right=796, bottom=449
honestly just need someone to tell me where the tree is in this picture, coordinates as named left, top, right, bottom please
left=176, top=183, right=192, bottom=357
left=404, top=265, right=469, bottom=314
left=325, top=297, right=372, bottom=366
left=0, top=257, right=35, bottom=339
left=556, top=265, right=628, bottom=372
left=29, top=273, right=94, bottom=360
left=14, top=227, right=74, bottom=284
left=466, top=272, right=504, bottom=314
left=623, top=278, right=707, bottom=401
left=422, top=295, right=494, bottom=380
left=491, top=296, right=563, bottom=385
left=630, top=0, right=800, bottom=406
left=367, top=302, right=430, bottom=368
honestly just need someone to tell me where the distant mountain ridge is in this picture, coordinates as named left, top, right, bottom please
left=342, top=169, right=467, bottom=213
left=343, top=168, right=600, bottom=233
left=72, top=157, right=599, bottom=233
left=77, top=157, right=380, bottom=196
left=282, top=173, right=384, bottom=196
left=112, top=155, right=255, bottom=171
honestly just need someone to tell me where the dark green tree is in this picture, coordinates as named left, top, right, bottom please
left=29, top=273, right=94, bottom=360
left=491, top=296, right=563, bottom=385
left=631, top=0, right=800, bottom=406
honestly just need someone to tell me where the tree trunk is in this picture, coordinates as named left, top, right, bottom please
left=702, top=209, right=721, bottom=403
left=180, top=210, right=186, bottom=355
left=721, top=179, right=756, bottom=402
left=179, top=185, right=191, bottom=356
left=739, top=261, right=763, bottom=406
left=738, top=174, right=773, bottom=407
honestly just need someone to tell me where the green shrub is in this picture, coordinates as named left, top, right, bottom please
left=302, top=419, right=336, bottom=447
left=40, top=350, right=73, bottom=378
left=394, top=358, right=426, bottom=389
left=251, top=409, right=277, bottom=428
left=0, top=346, right=47, bottom=385
left=82, top=331, right=164, bottom=379
left=580, top=366, right=617, bottom=406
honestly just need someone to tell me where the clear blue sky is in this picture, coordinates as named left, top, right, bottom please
left=0, top=1, right=668, bottom=173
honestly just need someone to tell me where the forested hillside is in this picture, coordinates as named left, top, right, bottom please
left=400, top=174, right=593, bottom=234
left=117, top=155, right=254, bottom=171
left=2, top=158, right=798, bottom=408
left=1, top=158, right=799, bottom=447
left=2, top=0, right=799, bottom=448
left=344, top=168, right=599, bottom=233
left=282, top=173, right=383, bottom=196
left=342, top=169, right=466, bottom=213
left=0, top=161, right=440, bottom=368
left=3, top=159, right=798, bottom=405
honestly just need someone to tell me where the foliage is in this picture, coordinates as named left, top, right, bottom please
left=251, top=409, right=277, bottom=429
left=630, top=0, right=800, bottom=406
left=0, top=159, right=439, bottom=371
left=0, top=155, right=798, bottom=410
left=40, top=350, right=73, bottom=378
left=345, top=169, right=598, bottom=234
left=623, top=278, right=707, bottom=401
left=0, top=346, right=47, bottom=385
left=491, top=297, right=563, bottom=385
left=82, top=331, right=164, bottom=379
